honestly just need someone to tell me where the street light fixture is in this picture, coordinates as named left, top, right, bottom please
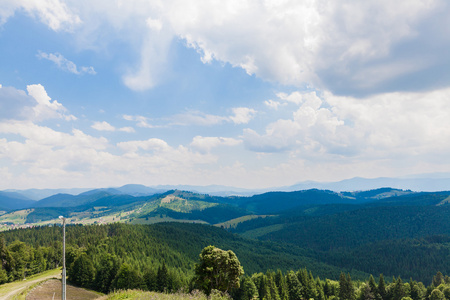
left=59, top=216, right=66, bottom=300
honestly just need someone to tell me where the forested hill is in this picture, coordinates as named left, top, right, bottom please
left=230, top=191, right=450, bottom=283
left=2, top=187, right=450, bottom=285
left=0, top=222, right=364, bottom=282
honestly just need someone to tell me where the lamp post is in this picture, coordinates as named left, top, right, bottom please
left=59, top=216, right=66, bottom=300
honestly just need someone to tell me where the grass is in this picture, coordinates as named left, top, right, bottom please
left=0, top=209, right=33, bottom=225
left=0, top=268, right=61, bottom=300
left=13, top=278, right=53, bottom=300
left=131, top=216, right=208, bottom=225
left=215, top=215, right=273, bottom=229
left=240, top=223, right=285, bottom=239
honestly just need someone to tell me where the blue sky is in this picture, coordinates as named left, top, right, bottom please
left=1, top=0, right=450, bottom=189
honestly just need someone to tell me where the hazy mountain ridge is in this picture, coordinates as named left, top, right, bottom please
left=4, top=173, right=450, bottom=200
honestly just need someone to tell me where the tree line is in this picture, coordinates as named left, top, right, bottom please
left=2, top=223, right=450, bottom=299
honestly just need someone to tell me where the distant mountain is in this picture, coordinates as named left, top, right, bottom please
left=229, top=189, right=356, bottom=214
left=284, top=175, right=450, bottom=192
left=0, top=191, right=35, bottom=211
left=148, top=174, right=450, bottom=195
left=32, top=191, right=116, bottom=208
left=4, top=173, right=450, bottom=200
left=4, top=188, right=92, bottom=200
left=115, top=184, right=165, bottom=196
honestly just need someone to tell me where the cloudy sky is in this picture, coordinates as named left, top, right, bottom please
left=1, top=0, right=450, bottom=190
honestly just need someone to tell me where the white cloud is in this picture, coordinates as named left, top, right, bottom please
left=171, top=108, right=256, bottom=126
left=171, top=111, right=228, bottom=126
left=264, top=99, right=284, bottom=110
left=0, top=84, right=75, bottom=122
left=119, top=126, right=135, bottom=133
left=276, top=92, right=304, bottom=105
left=92, top=121, right=115, bottom=131
left=190, top=136, right=242, bottom=153
left=123, top=115, right=161, bottom=128
left=27, top=84, right=77, bottom=121
left=0, top=0, right=80, bottom=31
left=167, top=0, right=449, bottom=94
left=122, top=16, right=173, bottom=91
left=229, top=107, right=256, bottom=124
left=37, top=51, right=96, bottom=75
left=0, top=121, right=107, bottom=149
left=245, top=88, right=450, bottom=161
left=92, top=121, right=135, bottom=133
left=4, top=0, right=446, bottom=94
left=117, top=138, right=171, bottom=153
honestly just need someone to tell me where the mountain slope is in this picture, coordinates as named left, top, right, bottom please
left=1, top=222, right=366, bottom=280
left=0, top=191, right=35, bottom=211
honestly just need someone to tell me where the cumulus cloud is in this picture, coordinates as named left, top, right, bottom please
left=170, top=0, right=450, bottom=95
left=190, top=136, right=242, bottom=153
left=171, top=108, right=256, bottom=126
left=27, top=84, right=76, bottom=121
left=122, top=17, right=173, bottom=91
left=0, top=84, right=75, bottom=122
left=118, top=138, right=170, bottom=153
left=229, top=107, right=256, bottom=124
left=170, top=111, right=228, bottom=126
left=123, top=115, right=162, bottom=128
left=92, top=121, right=135, bottom=133
left=0, top=0, right=80, bottom=31
left=246, top=89, right=450, bottom=161
left=119, top=126, right=135, bottom=133
left=91, top=121, right=115, bottom=131
left=0, top=120, right=218, bottom=189
left=37, top=51, right=96, bottom=75
left=4, top=1, right=448, bottom=94
left=264, top=99, right=284, bottom=110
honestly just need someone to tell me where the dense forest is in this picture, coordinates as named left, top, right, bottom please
left=2, top=188, right=450, bottom=299
left=1, top=223, right=450, bottom=299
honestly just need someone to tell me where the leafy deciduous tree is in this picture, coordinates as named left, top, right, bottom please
left=194, top=245, right=244, bottom=294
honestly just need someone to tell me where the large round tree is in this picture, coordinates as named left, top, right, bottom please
left=194, top=245, right=244, bottom=294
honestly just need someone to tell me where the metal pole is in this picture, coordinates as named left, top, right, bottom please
left=59, top=216, right=66, bottom=300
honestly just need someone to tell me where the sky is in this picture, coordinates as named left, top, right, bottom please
left=1, top=0, right=450, bottom=190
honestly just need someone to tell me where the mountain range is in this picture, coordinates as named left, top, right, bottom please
left=3, top=172, right=450, bottom=202
left=2, top=184, right=450, bottom=283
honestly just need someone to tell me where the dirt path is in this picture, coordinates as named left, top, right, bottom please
left=0, top=269, right=61, bottom=300
left=26, top=279, right=101, bottom=300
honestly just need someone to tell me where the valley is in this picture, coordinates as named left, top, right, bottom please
left=1, top=185, right=450, bottom=299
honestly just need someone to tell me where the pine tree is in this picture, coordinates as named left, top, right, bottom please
left=111, top=263, right=144, bottom=290
left=390, top=277, right=405, bottom=300
left=275, top=270, right=289, bottom=300
left=239, top=276, right=259, bottom=300
left=157, top=262, right=170, bottom=292
left=93, top=253, right=120, bottom=293
left=68, top=253, right=95, bottom=288
left=378, top=274, right=387, bottom=300
left=144, top=268, right=157, bottom=291
left=286, top=270, right=303, bottom=300
left=339, top=272, right=355, bottom=300
left=266, top=272, right=281, bottom=300
left=432, top=272, right=444, bottom=288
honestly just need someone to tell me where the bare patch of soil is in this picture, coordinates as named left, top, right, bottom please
left=26, top=279, right=101, bottom=300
